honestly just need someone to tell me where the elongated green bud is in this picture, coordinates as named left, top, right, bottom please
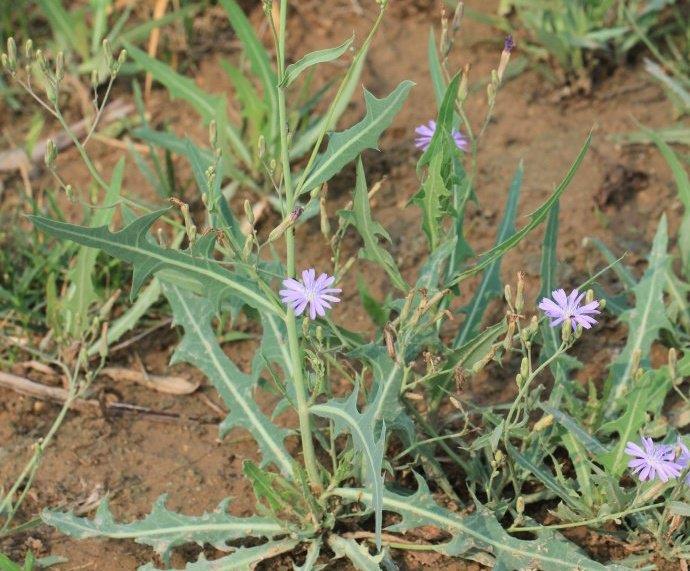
left=520, top=357, right=529, bottom=378
left=561, top=318, right=572, bottom=343
left=24, top=39, right=33, bottom=60
left=209, top=120, right=217, bottom=148
left=516, top=496, right=525, bottom=514
left=515, top=271, right=525, bottom=313
left=44, top=139, right=57, bottom=169
left=6, top=37, right=16, bottom=70
left=266, top=207, right=303, bottom=244
left=534, top=414, right=554, bottom=431
left=243, top=199, right=254, bottom=226
left=504, top=284, right=512, bottom=306
left=103, top=39, right=112, bottom=64
left=55, top=51, right=64, bottom=82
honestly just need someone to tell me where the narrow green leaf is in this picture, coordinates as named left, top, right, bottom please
left=604, top=215, right=671, bottom=416
left=282, top=36, right=353, bottom=87
left=311, top=386, right=386, bottom=551
left=36, top=0, right=89, bottom=59
left=163, top=283, right=293, bottom=476
left=338, top=159, right=407, bottom=291
left=647, top=128, right=690, bottom=277
left=30, top=211, right=280, bottom=316
left=413, top=146, right=450, bottom=252
left=427, top=29, right=446, bottom=108
left=506, top=443, right=586, bottom=513
left=449, top=133, right=592, bottom=287
left=540, top=405, right=608, bottom=455
left=62, top=158, right=123, bottom=336
left=454, top=163, right=522, bottom=348
left=218, top=0, right=278, bottom=135
left=124, top=44, right=251, bottom=167
left=300, top=81, right=414, bottom=195
left=42, top=496, right=284, bottom=566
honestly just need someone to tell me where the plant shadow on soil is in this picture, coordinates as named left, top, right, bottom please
left=0, top=0, right=686, bottom=568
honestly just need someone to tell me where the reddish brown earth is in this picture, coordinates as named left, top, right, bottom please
left=0, top=0, right=686, bottom=568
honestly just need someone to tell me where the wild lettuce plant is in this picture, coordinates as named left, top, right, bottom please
left=4, top=0, right=690, bottom=569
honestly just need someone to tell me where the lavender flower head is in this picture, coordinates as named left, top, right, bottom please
left=504, top=34, right=515, bottom=54
left=625, top=437, right=682, bottom=482
left=414, top=120, right=468, bottom=152
left=280, top=268, right=341, bottom=320
left=538, top=289, right=600, bottom=331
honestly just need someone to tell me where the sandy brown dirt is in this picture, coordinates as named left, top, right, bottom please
left=1, top=0, right=687, bottom=568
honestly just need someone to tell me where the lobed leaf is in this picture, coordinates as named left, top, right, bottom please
left=30, top=211, right=280, bottom=317
left=42, top=495, right=284, bottom=566
left=338, top=159, right=408, bottom=291
left=334, top=474, right=629, bottom=570
left=163, top=283, right=293, bottom=476
left=299, top=81, right=414, bottom=196
left=311, top=386, right=386, bottom=551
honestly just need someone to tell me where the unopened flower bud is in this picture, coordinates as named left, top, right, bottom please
left=515, top=372, right=523, bottom=388
left=669, top=348, right=678, bottom=383
left=24, top=39, right=33, bottom=60
left=209, top=120, right=217, bottom=148
left=520, top=357, right=529, bottom=378
left=515, top=271, right=525, bottom=313
left=497, top=35, right=515, bottom=83
left=598, top=298, right=607, bottom=311
left=534, top=414, right=554, bottom=431
left=320, top=192, right=330, bottom=239
left=6, top=37, right=16, bottom=69
left=504, top=284, right=512, bottom=306
left=257, top=134, right=265, bottom=159
left=65, top=184, right=75, bottom=202
left=266, top=207, right=303, bottom=244
left=585, top=289, right=595, bottom=304
left=243, top=199, right=254, bottom=226
left=516, top=496, right=525, bottom=514
left=44, top=139, right=57, bottom=169
left=117, top=49, right=127, bottom=66
left=242, top=233, right=253, bottom=260
left=102, top=39, right=112, bottom=63
left=561, top=319, right=572, bottom=343
left=55, top=51, right=64, bottom=82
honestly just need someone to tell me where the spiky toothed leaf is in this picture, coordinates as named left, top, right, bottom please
left=349, top=344, right=413, bottom=442
left=252, top=314, right=293, bottom=385
left=281, top=36, right=354, bottom=87
left=162, top=283, right=293, bottom=476
left=339, top=159, right=407, bottom=291
left=293, top=539, right=323, bottom=571
left=328, top=535, right=385, bottom=570
left=599, top=366, right=677, bottom=476
left=604, top=216, right=672, bottom=416
left=311, top=386, right=386, bottom=551
left=30, top=211, right=280, bottom=317
left=454, top=163, right=522, bottom=348
left=412, top=74, right=461, bottom=251
left=448, top=133, right=592, bottom=288
left=42, top=496, right=284, bottom=566
left=334, top=474, right=629, bottom=570
left=139, top=538, right=299, bottom=571
left=300, top=81, right=414, bottom=196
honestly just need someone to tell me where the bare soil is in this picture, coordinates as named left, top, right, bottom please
left=1, top=0, right=686, bottom=568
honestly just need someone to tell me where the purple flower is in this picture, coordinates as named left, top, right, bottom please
left=414, top=120, right=468, bottom=152
left=538, top=289, right=600, bottom=331
left=504, top=34, right=516, bottom=54
left=625, top=437, right=682, bottom=483
left=280, top=268, right=341, bottom=320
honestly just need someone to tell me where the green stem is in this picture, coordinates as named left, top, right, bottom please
left=275, top=0, right=321, bottom=490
